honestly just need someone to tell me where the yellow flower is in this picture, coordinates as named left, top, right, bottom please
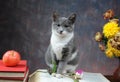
left=107, top=40, right=112, bottom=48
left=105, top=49, right=114, bottom=58
left=112, top=48, right=120, bottom=57
left=106, top=40, right=120, bottom=57
left=103, top=21, right=120, bottom=38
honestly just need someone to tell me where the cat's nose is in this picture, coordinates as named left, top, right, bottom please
left=60, top=31, right=63, bottom=34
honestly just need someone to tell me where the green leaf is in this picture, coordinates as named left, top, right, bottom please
left=52, top=61, right=57, bottom=73
left=102, top=36, right=108, bottom=46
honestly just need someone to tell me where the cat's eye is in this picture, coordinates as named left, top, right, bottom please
left=57, top=24, right=60, bottom=27
left=64, top=25, right=69, bottom=28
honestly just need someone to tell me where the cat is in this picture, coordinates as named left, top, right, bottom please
left=45, top=12, right=79, bottom=74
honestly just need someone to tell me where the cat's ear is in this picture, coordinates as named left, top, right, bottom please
left=68, top=13, right=76, bottom=24
left=53, top=12, right=59, bottom=21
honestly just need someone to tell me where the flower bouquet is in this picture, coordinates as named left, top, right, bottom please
left=95, top=9, right=120, bottom=58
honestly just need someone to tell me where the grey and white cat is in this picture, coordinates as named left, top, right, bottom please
left=45, top=12, right=79, bottom=74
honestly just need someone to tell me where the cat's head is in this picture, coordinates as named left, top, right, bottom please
left=52, top=12, right=76, bottom=37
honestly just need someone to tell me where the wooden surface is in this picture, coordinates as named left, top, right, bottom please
left=0, top=0, right=120, bottom=75
left=105, top=75, right=120, bottom=82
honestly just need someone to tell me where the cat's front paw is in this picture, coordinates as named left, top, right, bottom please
left=51, top=73, right=56, bottom=77
left=51, top=73, right=63, bottom=78
left=56, top=74, right=63, bottom=78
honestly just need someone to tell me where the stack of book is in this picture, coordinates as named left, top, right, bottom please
left=0, top=60, right=29, bottom=82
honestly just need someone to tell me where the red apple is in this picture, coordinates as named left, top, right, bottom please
left=2, top=50, right=21, bottom=66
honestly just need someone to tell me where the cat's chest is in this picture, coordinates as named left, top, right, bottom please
left=51, top=35, right=72, bottom=60
left=51, top=39, right=67, bottom=60
left=52, top=42, right=66, bottom=53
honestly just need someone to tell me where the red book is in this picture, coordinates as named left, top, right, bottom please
left=0, top=69, right=29, bottom=82
left=0, top=60, right=28, bottom=80
left=0, top=68, right=29, bottom=81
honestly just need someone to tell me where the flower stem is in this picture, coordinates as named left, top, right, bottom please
left=74, top=79, right=79, bottom=82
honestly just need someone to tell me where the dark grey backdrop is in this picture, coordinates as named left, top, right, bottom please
left=0, top=0, right=120, bottom=75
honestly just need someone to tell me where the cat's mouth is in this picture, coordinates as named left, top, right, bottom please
left=53, top=30, right=67, bottom=37
left=56, top=31, right=66, bottom=37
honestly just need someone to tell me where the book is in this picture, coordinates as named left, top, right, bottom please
left=0, top=68, right=29, bottom=80
left=0, top=68, right=29, bottom=82
left=80, top=72, right=110, bottom=82
left=0, top=60, right=27, bottom=78
left=28, top=69, right=110, bottom=82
